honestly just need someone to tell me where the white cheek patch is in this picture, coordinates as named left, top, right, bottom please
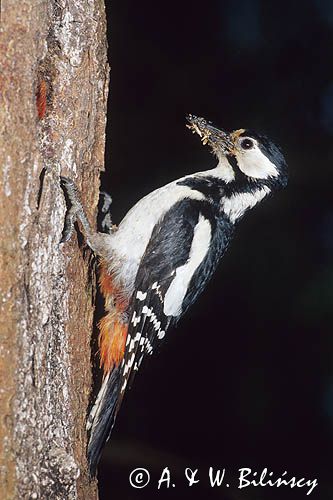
left=236, top=146, right=279, bottom=179
left=163, top=214, right=211, bottom=317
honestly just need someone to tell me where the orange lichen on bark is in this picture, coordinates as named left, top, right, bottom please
left=99, top=313, right=127, bottom=374
left=36, top=80, right=47, bottom=119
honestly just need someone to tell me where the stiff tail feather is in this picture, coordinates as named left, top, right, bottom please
left=87, top=365, right=122, bottom=476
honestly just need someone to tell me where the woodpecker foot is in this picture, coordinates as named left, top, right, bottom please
left=60, top=176, right=94, bottom=244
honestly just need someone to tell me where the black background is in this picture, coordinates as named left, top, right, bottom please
left=97, top=1, right=333, bottom=498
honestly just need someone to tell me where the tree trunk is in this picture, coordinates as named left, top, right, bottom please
left=0, top=0, right=109, bottom=498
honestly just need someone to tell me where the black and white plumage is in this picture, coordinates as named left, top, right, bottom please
left=61, top=115, right=288, bottom=475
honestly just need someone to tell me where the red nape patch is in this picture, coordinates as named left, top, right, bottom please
left=99, top=313, right=128, bottom=374
left=36, top=80, right=47, bottom=119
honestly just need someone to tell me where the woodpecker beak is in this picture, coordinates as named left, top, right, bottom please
left=186, top=114, right=234, bottom=155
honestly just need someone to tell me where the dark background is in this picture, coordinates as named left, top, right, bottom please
left=98, top=1, right=333, bottom=498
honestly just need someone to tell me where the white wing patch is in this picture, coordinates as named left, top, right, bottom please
left=136, top=291, right=147, bottom=301
left=142, top=305, right=166, bottom=341
left=128, top=287, right=167, bottom=365
left=163, top=214, right=212, bottom=317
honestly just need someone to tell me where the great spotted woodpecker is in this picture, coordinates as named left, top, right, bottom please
left=60, top=114, right=288, bottom=475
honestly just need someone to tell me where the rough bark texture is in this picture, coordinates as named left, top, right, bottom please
left=0, top=0, right=109, bottom=498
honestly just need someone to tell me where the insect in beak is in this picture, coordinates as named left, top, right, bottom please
left=186, top=114, right=234, bottom=154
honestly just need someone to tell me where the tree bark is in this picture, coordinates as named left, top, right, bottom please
left=0, top=0, right=109, bottom=498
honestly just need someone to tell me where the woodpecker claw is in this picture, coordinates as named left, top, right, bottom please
left=60, top=176, right=94, bottom=245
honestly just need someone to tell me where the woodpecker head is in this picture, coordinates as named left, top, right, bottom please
left=186, top=114, right=288, bottom=192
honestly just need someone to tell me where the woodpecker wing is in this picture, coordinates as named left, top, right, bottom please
left=120, top=198, right=216, bottom=392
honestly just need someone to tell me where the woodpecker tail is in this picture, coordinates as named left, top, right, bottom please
left=87, top=365, right=122, bottom=476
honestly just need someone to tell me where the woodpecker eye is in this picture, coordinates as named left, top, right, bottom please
left=240, top=138, right=254, bottom=150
